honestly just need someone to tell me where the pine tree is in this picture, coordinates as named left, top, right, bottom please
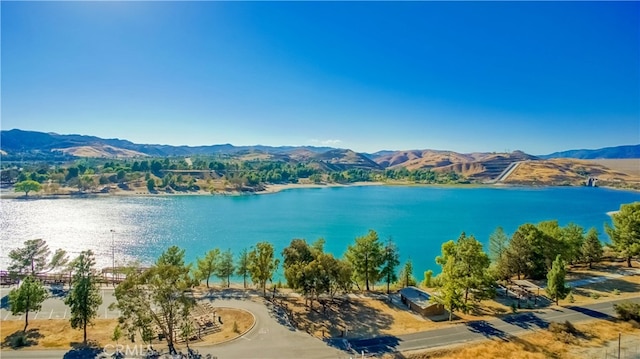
left=488, top=226, right=509, bottom=263
left=65, top=250, right=103, bottom=344
left=581, top=228, right=603, bottom=269
left=216, top=249, right=235, bottom=287
left=605, top=202, right=640, bottom=267
left=194, top=249, right=220, bottom=288
left=345, top=230, right=384, bottom=291
left=380, top=238, right=400, bottom=293
left=236, top=248, right=250, bottom=289
left=8, top=275, right=48, bottom=332
left=546, top=255, right=570, bottom=305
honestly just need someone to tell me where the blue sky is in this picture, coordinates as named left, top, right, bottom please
left=2, top=1, right=638, bottom=154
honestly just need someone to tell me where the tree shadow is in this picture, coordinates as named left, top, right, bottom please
left=63, top=341, right=104, bottom=359
left=465, top=320, right=510, bottom=341
left=1, top=329, right=43, bottom=349
left=278, top=296, right=395, bottom=340
left=1, top=294, right=9, bottom=309
left=565, top=306, right=614, bottom=320
left=502, top=312, right=549, bottom=330
left=344, top=335, right=402, bottom=355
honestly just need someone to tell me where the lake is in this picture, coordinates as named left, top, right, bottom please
left=1, top=185, right=639, bottom=283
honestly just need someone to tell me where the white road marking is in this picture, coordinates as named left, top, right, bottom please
left=49, top=308, right=53, bottom=319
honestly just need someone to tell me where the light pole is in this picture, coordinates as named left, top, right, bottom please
left=110, top=229, right=116, bottom=286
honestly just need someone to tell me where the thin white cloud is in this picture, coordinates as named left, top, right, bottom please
left=311, top=139, right=342, bottom=146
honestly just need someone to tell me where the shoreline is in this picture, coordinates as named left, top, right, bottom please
left=1, top=181, right=638, bottom=200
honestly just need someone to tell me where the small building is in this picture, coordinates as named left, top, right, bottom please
left=399, top=286, right=445, bottom=317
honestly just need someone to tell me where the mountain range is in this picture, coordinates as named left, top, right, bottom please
left=1, top=129, right=639, bottom=184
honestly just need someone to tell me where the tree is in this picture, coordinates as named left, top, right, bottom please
left=546, top=255, right=570, bottom=305
left=606, top=202, right=640, bottom=267
left=380, top=238, right=400, bottom=294
left=146, top=178, right=155, bottom=192
left=345, top=230, right=384, bottom=291
left=248, top=242, right=279, bottom=296
left=65, top=250, right=103, bottom=344
left=113, top=246, right=195, bottom=355
left=423, top=270, right=433, bottom=287
left=236, top=248, right=250, bottom=289
left=398, top=260, right=415, bottom=288
left=14, top=180, right=42, bottom=196
left=8, top=238, right=51, bottom=276
left=216, top=249, right=235, bottom=287
left=8, top=275, right=48, bottom=332
left=581, top=228, right=603, bottom=269
left=488, top=226, right=509, bottom=263
left=194, top=249, right=219, bottom=288
left=437, top=233, right=493, bottom=305
left=433, top=242, right=465, bottom=321
left=560, top=223, right=585, bottom=265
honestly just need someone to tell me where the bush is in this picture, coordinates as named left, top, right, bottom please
left=511, top=302, right=517, bottom=313
left=567, top=292, right=575, bottom=303
left=613, top=288, right=621, bottom=296
left=232, top=321, right=239, bottom=333
left=590, top=292, right=600, bottom=300
left=614, top=302, right=640, bottom=322
left=10, top=333, right=28, bottom=348
left=549, top=321, right=579, bottom=344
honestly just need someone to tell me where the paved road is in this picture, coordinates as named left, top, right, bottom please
left=338, top=296, right=640, bottom=356
left=2, top=284, right=639, bottom=358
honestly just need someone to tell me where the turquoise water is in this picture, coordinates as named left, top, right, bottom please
left=1, top=186, right=639, bottom=282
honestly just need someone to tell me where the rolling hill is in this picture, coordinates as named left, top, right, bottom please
left=540, top=144, right=640, bottom=159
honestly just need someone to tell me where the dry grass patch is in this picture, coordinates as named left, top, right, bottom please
left=0, top=319, right=119, bottom=350
left=383, top=320, right=640, bottom=359
left=0, top=308, right=254, bottom=351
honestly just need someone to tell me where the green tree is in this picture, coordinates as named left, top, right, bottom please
left=194, top=249, right=220, bottom=288
left=546, top=255, right=570, bottom=305
left=606, top=202, right=640, bottom=267
left=380, top=238, right=400, bottom=294
left=113, top=246, right=195, bottom=355
left=236, top=248, right=250, bottom=289
left=146, top=178, right=155, bottom=192
left=581, top=228, right=603, bottom=269
left=437, top=233, right=493, bottom=305
left=14, top=180, right=42, bottom=196
left=488, top=226, right=509, bottom=263
left=398, top=259, right=415, bottom=288
left=248, top=242, right=279, bottom=296
left=433, top=241, right=465, bottom=321
left=345, top=230, right=384, bottom=291
left=422, top=270, right=433, bottom=287
left=65, top=250, right=103, bottom=344
left=8, top=238, right=51, bottom=276
left=561, top=223, right=585, bottom=265
left=216, top=249, right=235, bottom=288
left=8, top=275, right=48, bottom=332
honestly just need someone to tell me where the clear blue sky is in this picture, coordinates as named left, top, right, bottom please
left=2, top=1, right=638, bottom=154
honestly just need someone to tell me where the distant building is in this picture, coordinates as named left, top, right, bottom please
left=399, top=286, right=445, bottom=317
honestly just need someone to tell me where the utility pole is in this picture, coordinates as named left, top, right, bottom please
left=110, top=229, right=116, bottom=286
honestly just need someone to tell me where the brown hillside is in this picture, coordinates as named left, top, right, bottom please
left=54, top=145, right=148, bottom=158
left=504, top=159, right=640, bottom=186
left=375, top=150, right=478, bottom=170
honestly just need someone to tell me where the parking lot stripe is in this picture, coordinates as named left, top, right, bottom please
left=49, top=309, right=53, bottom=319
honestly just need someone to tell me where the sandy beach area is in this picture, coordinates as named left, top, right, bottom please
left=0, top=181, right=387, bottom=199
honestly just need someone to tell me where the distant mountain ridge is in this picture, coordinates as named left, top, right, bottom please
left=540, top=144, right=640, bottom=159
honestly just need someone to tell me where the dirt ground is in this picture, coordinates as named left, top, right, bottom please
left=0, top=307, right=254, bottom=351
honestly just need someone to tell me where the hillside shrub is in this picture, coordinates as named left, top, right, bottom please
left=614, top=302, right=640, bottom=322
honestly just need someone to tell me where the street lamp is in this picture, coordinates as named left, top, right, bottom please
left=110, top=229, right=116, bottom=285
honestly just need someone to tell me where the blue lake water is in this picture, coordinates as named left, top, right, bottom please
left=1, top=185, right=639, bottom=282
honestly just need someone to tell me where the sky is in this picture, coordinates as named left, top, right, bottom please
left=1, top=1, right=639, bottom=155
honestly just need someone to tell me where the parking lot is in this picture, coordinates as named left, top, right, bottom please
left=0, top=285, right=120, bottom=321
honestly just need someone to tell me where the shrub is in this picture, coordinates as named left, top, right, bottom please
left=613, top=289, right=621, bottom=296
left=549, top=321, right=579, bottom=344
left=232, top=321, right=239, bottom=333
left=614, top=302, right=640, bottom=322
left=511, top=302, right=517, bottom=313
left=590, top=292, right=600, bottom=300
left=567, top=292, right=575, bottom=303
left=10, top=333, right=28, bottom=348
